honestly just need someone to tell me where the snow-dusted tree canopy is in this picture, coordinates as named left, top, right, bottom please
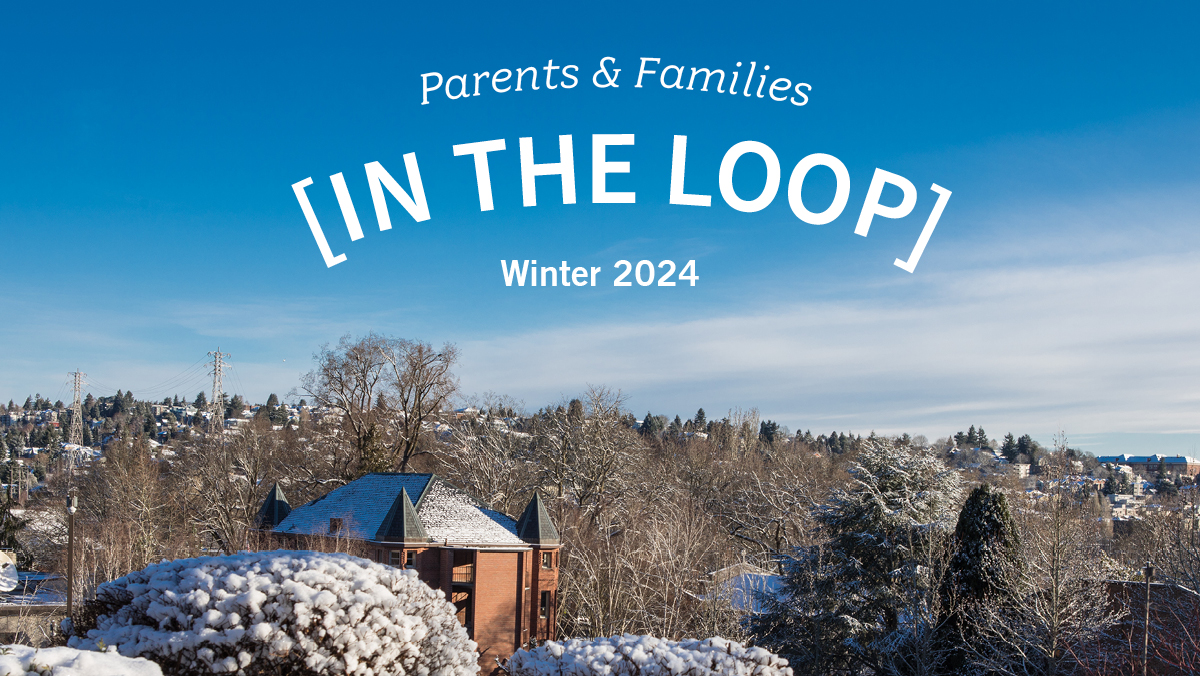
left=67, top=550, right=479, bottom=676
left=507, top=635, right=793, bottom=676
left=750, top=438, right=964, bottom=675
left=0, top=644, right=162, bottom=676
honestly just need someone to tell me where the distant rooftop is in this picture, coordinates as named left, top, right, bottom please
left=1097, top=454, right=1200, bottom=465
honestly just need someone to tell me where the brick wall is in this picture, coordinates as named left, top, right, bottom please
left=474, top=550, right=519, bottom=671
left=527, top=546, right=560, bottom=642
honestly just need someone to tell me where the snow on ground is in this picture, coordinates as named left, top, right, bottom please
left=0, top=573, right=65, bottom=606
left=69, top=550, right=479, bottom=676
left=0, top=644, right=161, bottom=676
left=507, top=635, right=793, bottom=676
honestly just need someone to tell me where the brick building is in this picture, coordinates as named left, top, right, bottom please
left=258, top=474, right=559, bottom=672
left=1097, top=454, right=1200, bottom=478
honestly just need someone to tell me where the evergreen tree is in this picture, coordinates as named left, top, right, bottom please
left=668, top=415, right=683, bottom=435
left=946, top=484, right=1020, bottom=601
left=1154, top=475, right=1179, bottom=496
left=751, top=438, right=963, bottom=674
left=693, top=408, right=706, bottom=429
left=566, top=398, right=584, bottom=421
left=226, top=394, right=246, bottom=419
left=1016, top=434, right=1035, bottom=457
left=976, top=427, right=988, bottom=448
left=112, top=391, right=128, bottom=415
left=940, top=484, right=1020, bottom=671
left=266, top=393, right=280, bottom=408
left=759, top=420, right=780, bottom=445
left=1001, top=433, right=1017, bottom=461
left=639, top=412, right=662, bottom=437
left=1102, top=475, right=1117, bottom=495
left=194, top=392, right=207, bottom=409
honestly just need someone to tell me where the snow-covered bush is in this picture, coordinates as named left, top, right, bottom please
left=0, top=644, right=162, bottom=676
left=67, top=550, right=478, bottom=676
left=506, top=635, right=792, bottom=676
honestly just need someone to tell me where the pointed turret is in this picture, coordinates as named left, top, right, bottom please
left=375, top=488, right=430, bottom=543
left=255, top=483, right=291, bottom=528
left=515, top=491, right=559, bottom=545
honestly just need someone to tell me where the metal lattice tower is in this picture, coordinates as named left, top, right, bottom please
left=207, top=349, right=229, bottom=429
left=68, top=370, right=85, bottom=447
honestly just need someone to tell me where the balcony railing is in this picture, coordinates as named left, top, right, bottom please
left=452, top=563, right=475, bottom=583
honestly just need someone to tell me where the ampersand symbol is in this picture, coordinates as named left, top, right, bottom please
left=592, top=57, right=621, bottom=88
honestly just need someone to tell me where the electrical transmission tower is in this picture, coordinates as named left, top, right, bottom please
left=68, top=370, right=85, bottom=447
left=207, top=349, right=229, bottom=430
left=64, top=369, right=88, bottom=472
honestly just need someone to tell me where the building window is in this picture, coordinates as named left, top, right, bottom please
left=405, top=550, right=416, bottom=569
left=539, top=590, right=551, bottom=619
left=542, top=552, right=553, bottom=569
left=328, top=517, right=343, bottom=534
left=389, top=550, right=401, bottom=566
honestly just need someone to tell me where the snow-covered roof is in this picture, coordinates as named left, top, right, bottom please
left=417, top=478, right=525, bottom=546
left=273, top=473, right=525, bottom=547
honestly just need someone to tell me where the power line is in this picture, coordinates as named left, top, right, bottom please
left=134, top=357, right=211, bottom=399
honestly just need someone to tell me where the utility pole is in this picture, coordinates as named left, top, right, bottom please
left=1143, top=560, right=1154, bottom=676
left=67, top=370, right=85, bottom=469
left=66, top=489, right=77, bottom=624
left=207, top=349, right=229, bottom=431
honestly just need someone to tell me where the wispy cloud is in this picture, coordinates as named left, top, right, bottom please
left=460, top=207, right=1200, bottom=442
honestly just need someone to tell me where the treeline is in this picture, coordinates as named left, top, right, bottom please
left=8, top=333, right=1199, bottom=675
left=1, top=389, right=295, bottom=453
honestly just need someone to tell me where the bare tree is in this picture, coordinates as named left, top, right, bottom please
left=186, top=419, right=287, bottom=554
left=298, top=333, right=458, bottom=476
left=963, top=444, right=1124, bottom=676
left=297, top=333, right=391, bottom=479
left=377, top=339, right=459, bottom=472
left=444, top=401, right=537, bottom=515
left=532, top=386, right=639, bottom=515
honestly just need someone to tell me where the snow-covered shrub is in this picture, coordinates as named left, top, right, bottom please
left=506, top=635, right=792, bottom=676
left=0, top=644, right=162, bottom=676
left=67, top=550, right=478, bottom=676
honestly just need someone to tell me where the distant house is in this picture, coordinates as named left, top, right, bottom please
left=1097, top=454, right=1200, bottom=477
left=260, top=474, right=559, bottom=673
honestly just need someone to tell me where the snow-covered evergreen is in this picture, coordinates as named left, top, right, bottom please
left=946, top=482, right=1020, bottom=601
left=507, top=635, right=792, bottom=676
left=67, top=550, right=479, bottom=676
left=0, top=644, right=161, bottom=676
left=749, top=438, right=964, bottom=675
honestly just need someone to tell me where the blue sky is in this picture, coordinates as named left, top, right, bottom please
left=2, top=2, right=1200, bottom=454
